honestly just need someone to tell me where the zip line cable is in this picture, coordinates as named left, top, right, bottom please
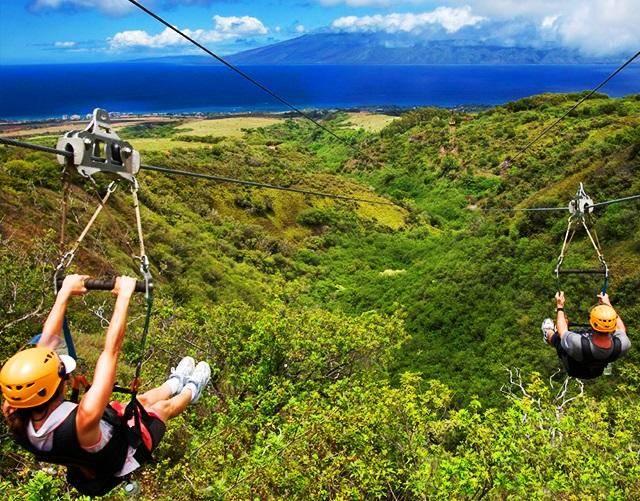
left=509, top=49, right=640, bottom=164
left=0, top=137, right=392, bottom=205
left=591, top=193, right=640, bottom=208
left=489, top=206, right=569, bottom=213
left=5, top=136, right=640, bottom=209
left=140, top=163, right=394, bottom=205
left=124, top=0, right=361, bottom=156
left=0, top=137, right=73, bottom=157
left=487, top=193, right=640, bottom=214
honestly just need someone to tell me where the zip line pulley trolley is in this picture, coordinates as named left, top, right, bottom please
left=50, top=109, right=154, bottom=455
left=554, top=182, right=609, bottom=295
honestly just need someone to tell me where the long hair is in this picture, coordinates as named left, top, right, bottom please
left=5, top=380, right=66, bottom=442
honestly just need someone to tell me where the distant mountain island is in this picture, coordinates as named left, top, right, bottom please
left=132, top=33, right=623, bottom=66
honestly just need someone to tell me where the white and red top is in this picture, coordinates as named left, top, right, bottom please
left=26, top=401, right=141, bottom=477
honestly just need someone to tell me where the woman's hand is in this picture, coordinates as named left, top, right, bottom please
left=60, top=274, right=90, bottom=297
left=111, top=276, right=137, bottom=298
left=555, top=291, right=565, bottom=308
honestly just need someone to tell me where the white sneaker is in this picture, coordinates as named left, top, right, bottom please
left=167, top=356, right=195, bottom=394
left=541, top=318, right=556, bottom=343
left=184, top=361, right=211, bottom=403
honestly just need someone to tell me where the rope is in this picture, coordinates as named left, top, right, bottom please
left=554, top=220, right=576, bottom=279
left=60, top=170, right=71, bottom=249
left=555, top=210, right=609, bottom=294
left=130, top=181, right=154, bottom=385
left=131, top=181, right=147, bottom=260
left=125, top=0, right=361, bottom=155
left=54, top=181, right=119, bottom=289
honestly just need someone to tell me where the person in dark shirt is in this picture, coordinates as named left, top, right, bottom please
left=541, top=291, right=630, bottom=379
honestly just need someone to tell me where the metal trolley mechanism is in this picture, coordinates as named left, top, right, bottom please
left=56, top=108, right=140, bottom=182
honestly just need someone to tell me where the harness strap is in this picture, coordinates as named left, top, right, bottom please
left=581, top=333, right=622, bottom=364
left=121, top=398, right=153, bottom=453
left=607, top=336, right=622, bottom=363
left=581, top=218, right=609, bottom=294
left=580, top=335, right=594, bottom=363
left=62, top=316, right=77, bottom=360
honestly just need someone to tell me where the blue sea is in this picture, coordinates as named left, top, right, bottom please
left=0, top=63, right=638, bottom=120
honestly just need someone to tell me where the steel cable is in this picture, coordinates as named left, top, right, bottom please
left=125, top=0, right=362, bottom=156
left=509, top=49, right=640, bottom=163
left=0, top=137, right=392, bottom=205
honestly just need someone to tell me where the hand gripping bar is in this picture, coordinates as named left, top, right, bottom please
left=56, top=277, right=152, bottom=293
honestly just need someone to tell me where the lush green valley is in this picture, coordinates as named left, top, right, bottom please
left=1, top=93, right=640, bottom=499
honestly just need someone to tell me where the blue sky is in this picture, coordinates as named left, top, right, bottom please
left=1, top=0, right=638, bottom=64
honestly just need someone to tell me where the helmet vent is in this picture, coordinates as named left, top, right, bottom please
left=16, top=385, right=23, bottom=390
left=38, top=389, right=47, bottom=397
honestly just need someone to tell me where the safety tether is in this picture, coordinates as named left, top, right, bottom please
left=554, top=183, right=609, bottom=294
left=53, top=175, right=154, bottom=399
left=53, top=180, right=119, bottom=292
left=129, top=179, right=153, bottom=390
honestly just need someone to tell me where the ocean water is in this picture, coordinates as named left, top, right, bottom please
left=0, top=63, right=638, bottom=120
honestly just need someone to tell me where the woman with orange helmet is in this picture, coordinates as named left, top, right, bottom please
left=0, top=275, right=211, bottom=496
left=541, top=291, right=630, bottom=379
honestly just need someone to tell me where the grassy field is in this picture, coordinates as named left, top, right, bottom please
left=177, top=116, right=283, bottom=137
left=128, top=137, right=214, bottom=152
left=345, top=112, right=398, bottom=132
left=0, top=118, right=174, bottom=138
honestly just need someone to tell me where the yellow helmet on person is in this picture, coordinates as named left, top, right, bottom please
left=589, top=304, right=618, bottom=333
left=0, top=347, right=75, bottom=409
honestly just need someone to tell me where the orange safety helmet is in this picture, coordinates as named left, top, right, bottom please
left=590, top=304, right=618, bottom=333
left=0, top=347, right=75, bottom=409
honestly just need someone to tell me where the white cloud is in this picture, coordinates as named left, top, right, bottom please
left=327, top=1, right=639, bottom=55
left=108, top=15, right=268, bottom=50
left=213, top=15, right=268, bottom=36
left=540, top=15, right=558, bottom=30
left=295, top=24, right=306, bottom=33
left=458, top=0, right=640, bottom=56
left=30, top=0, right=131, bottom=16
left=331, top=6, right=485, bottom=34
left=544, top=1, right=639, bottom=56
left=54, top=41, right=77, bottom=48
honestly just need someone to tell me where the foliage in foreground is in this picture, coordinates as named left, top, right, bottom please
left=1, top=93, right=640, bottom=498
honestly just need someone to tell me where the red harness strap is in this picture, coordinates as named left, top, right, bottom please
left=109, top=401, right=159, bottom=452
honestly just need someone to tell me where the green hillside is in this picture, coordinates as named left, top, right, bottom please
left=1, top=93, right=640, bottom=499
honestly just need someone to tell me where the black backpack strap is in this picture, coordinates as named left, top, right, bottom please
left=580, top=334, right=595, bottom=363
left=606, top=336, right=622, bottom=363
